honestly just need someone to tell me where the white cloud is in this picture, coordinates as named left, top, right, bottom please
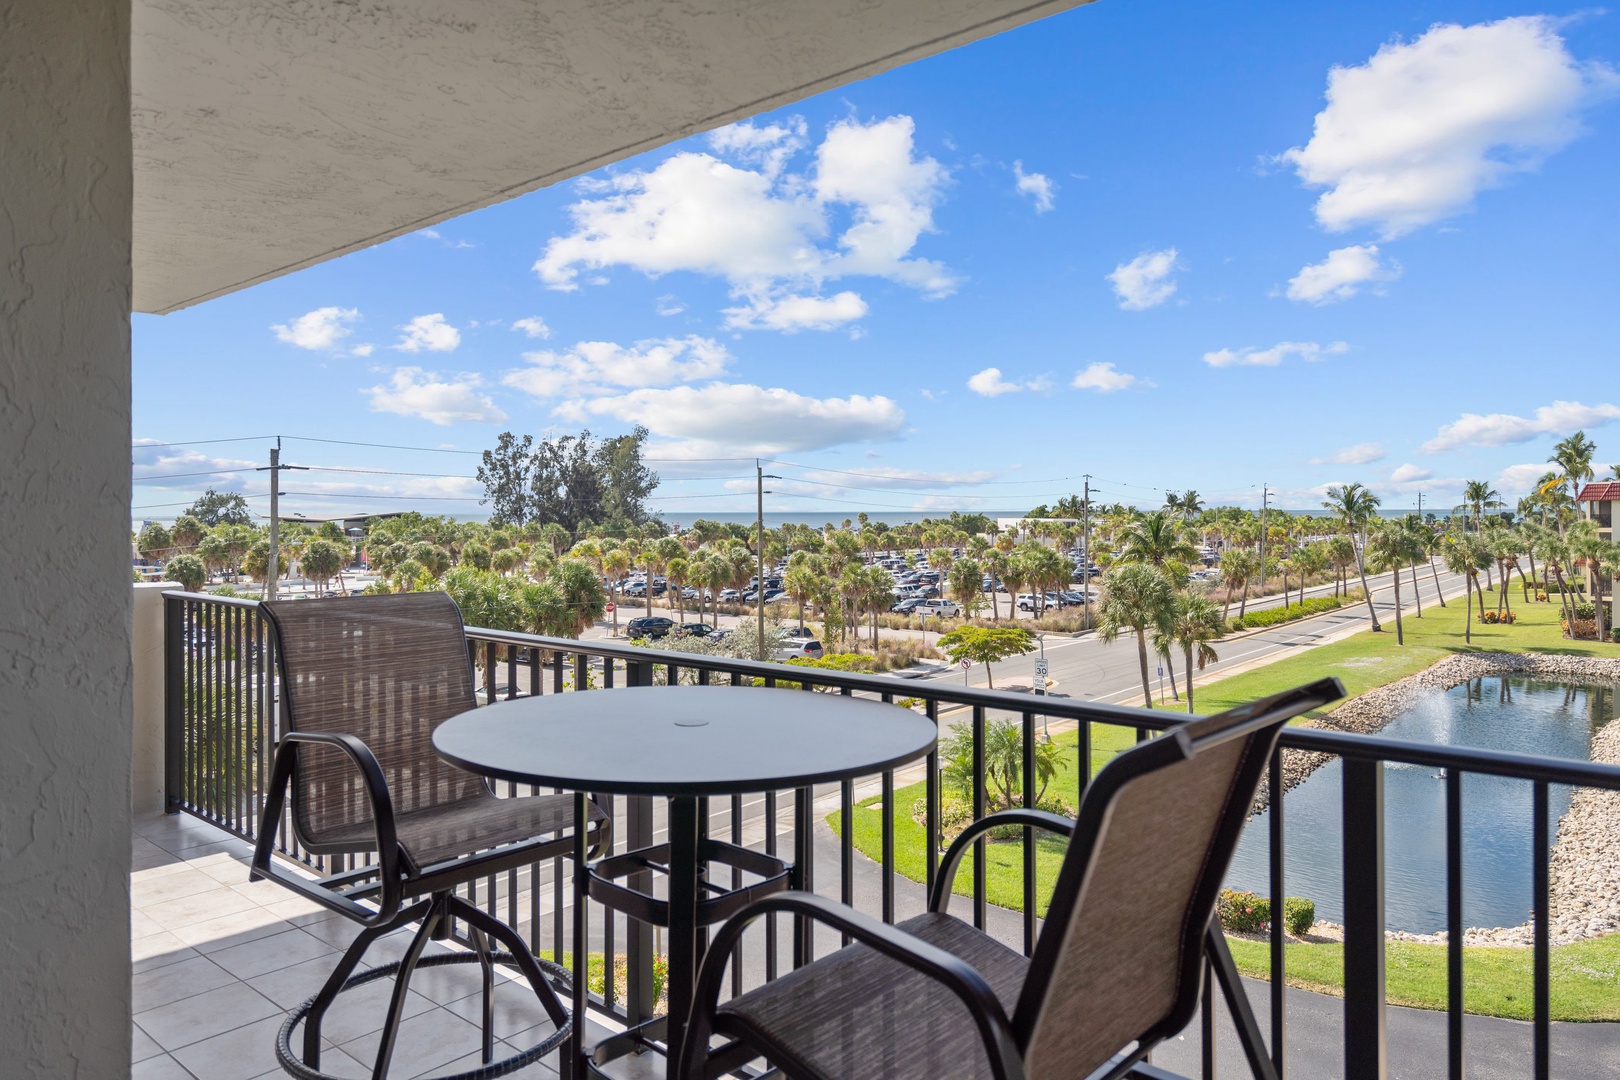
left=1312, top=441, right=1386, bottom=466
left=966, top=367, right=1039, bottom=397
left=1202, top=340, right=1350, bottom=368
left=365, top=368, right=505, bottom=425
left=1070, top=362, right=1138, bottom=393
left=503, top=336, right=731, bottom=399
left=1281, top=16, right=1617, bottom=236
left=1286, top=244, right=1401, bottom=304
left=511, top=316, right=551, bottom=340
left=132, top=442, right=259, bottom=490
left=1108, top=249, right=1180, bottom=310
left=555, top=383, right=905, bottom=457
left=1421, top=399, right=1620, bottom=452
left=393, top=314, right=461, bottom=353
left=722, top=291, right=869, bottom=332
left=271, top=307, right=360, bottom=350
left=1389, top=463, right=1433, bottom=483
left=350, top=344, right=375, bottom=357
left=655, top=295, right=686, bottom=317
left=1497, top=462, right=1552, bottom=494
left=1012, top=161, right=1055, bottom=212
left=707, top=117, right=808, bottom=177
left=533, top=114, right=954, bottom=326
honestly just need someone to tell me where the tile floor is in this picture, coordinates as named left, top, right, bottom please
left=132, top=812, right=575, bottom=1080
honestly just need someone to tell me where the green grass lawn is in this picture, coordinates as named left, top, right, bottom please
left=831, top=586, right=1620, bottom=1019
left=1225, top=935, right=1620, bottom=1022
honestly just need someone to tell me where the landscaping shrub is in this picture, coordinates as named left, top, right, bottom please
left=1281, top=897, right=1316, bottom=936
left=1480, top=610, right=1517, bottom=624
left=1229, top=594, right=1346, bottom=631
left=1217, top=890, right=1269, bottom=933
left=912, top=795, right=1077, bottom=843
left=1215, top=891, right=1316, bottom=936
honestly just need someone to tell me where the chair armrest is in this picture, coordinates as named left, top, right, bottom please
left=930, top=809, right=1074, bottom=915
left=678, top=891, right=1025, bottom=1080
left=249, top=731, right=405, bottom=924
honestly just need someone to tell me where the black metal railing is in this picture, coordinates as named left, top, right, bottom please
left=161, top=591, right=1620, bottom=1080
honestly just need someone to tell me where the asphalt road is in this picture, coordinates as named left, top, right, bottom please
left=920, top=558, right=1475, bottom=707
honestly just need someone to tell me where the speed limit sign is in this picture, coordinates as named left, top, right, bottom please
left=1034, top=659, right=1049, bottom=678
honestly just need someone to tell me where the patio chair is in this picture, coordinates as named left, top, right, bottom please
left=676, top=678, right=1344, bottom=1080
left=250, top=591, right=609, bottom=1080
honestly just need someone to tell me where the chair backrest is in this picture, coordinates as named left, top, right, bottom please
left=1014, top=679, right=1341, bottom=1080
left=262, top=592, right=486, bottom=854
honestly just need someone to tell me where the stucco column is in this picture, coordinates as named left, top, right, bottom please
left=132, top=583, right=172, bottom=815
left=0, top=2, right=134, bottom=1077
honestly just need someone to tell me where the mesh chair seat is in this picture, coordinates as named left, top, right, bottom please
left=714, top=912, right=1028, bottom=1080
left=315, top=789, right=609, bottom=871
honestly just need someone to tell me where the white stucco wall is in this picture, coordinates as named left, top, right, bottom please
left=0, top=1, right=134, bottom=1075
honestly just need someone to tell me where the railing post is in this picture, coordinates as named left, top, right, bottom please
left=163, top=593, right=184, bottom=814
left=1342, top=757, right=1387, bottom=1080
left=623, top=655, right=656, bottom=1026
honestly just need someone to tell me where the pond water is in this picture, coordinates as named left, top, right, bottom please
left=1224, top=676, right=1617, bottom=933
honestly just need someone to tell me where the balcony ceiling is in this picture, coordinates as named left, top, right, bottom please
left=132, top=0, right=1089, bottom=314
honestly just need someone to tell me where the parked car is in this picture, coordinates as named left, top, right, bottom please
left=916, top=599, right=961, bottom=617
left=762, top=588, right=787, bottom=603
left=676, top=622, right=716, bottom=638
left=1016, top=593, right=1039, bottom=612
left=718, top=588, right=740, bottom=602
left=626, top=616, right=675, bottom=639
left=890, top=597, right=926, bottom=614
left=773, top=638, right=825, bottom=661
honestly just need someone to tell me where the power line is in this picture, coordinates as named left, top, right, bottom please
left=133, top=468, right=262, bottom=481
left=283, top=435, right=483, bottom=455
left=132, top=436, right=276, bottom=449
left=767, top=459, right=1078, bottom=486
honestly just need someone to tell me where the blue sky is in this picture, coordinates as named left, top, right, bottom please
left=133, top=1, right=1620, bottom=523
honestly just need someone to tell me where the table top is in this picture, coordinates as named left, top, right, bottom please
left=433, top=685, right=937, bottom=796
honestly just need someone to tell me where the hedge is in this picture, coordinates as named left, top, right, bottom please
left=1216, top=890, right=1316, bottom=936
left=1229, top=594, right=1348, bottom=631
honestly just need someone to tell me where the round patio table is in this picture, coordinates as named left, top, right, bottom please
left=433, top=684, right=937, bottom=1078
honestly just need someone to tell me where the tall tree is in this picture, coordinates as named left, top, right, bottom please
left=1322, top=483, right=1382, bottom=631
left=1549, top=430, right=1598, bottom=529
left=186, top=489, right=253, bottom=528
left=1096, top=563, right=1176, bottom=707
left=1116, top=510, right=1200, bottom=572
left=1162, top=592, right=1224, bottom=714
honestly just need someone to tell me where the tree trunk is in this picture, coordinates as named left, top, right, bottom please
left=1164, top=648, right=1180, bottom=701
left=1355, top=538, right=1381, bottom=630
left=1135, top=628, right=1153, bottom=708
left=1185, top=642, right=1196, bottom=714
left=1409, top=561, right=1423, bottom=616
left=1464, top=574, right=1473, bottom=644
left=1238, top=582, right=1250, bottom=619
left=1390, top=563, right=1404, bottom=645
left=612, top=585, right=620, bottom=636
left=1430, top=556, right=1447, bottom=607
left=1595, top=564, right=1609, bottom=642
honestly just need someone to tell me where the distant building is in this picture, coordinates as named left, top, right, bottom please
left=273, top=511, right=405, bottom=534
left=1576, top=482, right=1617, bottom=621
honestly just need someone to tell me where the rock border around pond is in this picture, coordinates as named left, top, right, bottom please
left=1249, top=651, right=1620, bottom=946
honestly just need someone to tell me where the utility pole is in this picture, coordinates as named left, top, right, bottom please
left=1416, top=491, right=1423, bottom=522
left=1081, top=475, right=1092, bottom=626
left=1258, top=484, right=1270, bottom=591
left=755, top=463, right=781, bottom=660
left=256, top=437, right=306, bottom=600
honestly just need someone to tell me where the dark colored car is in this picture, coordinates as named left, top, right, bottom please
left=676, top=622, right=716, bottom=637
left=626, top=616, right=675, bottom=639
left=890, top=597, right=925, bottom=614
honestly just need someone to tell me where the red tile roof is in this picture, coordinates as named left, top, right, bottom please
left=1577, top=482, right=1620, bottom=502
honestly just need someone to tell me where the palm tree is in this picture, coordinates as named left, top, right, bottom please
left=1096, top=563, right=1176, bottom=708
left=602, top=547, right=631, bottom=635
left=1569, top=521, right=1610, bottom=641
left=1365, top=523, right=1413, bottom=645
left=1442, top=538, right=1480, bottom=645
left=549, top=557, right=608, bottom=636
left=665, top=556, right=690, bottom=622
left=1322, top=483, right=1382, bottom=631
left=1163, top=592, right=1224, bottom=714
left=1326, top=535, right=1356, bottom=598
left=1419, top=523, right=1448, bottom=608
left=1550, top=430, right=1598, bottom=527
left=1116, top=510, right=1200, bottom=572
left=1457, top=480, right=1503, bottom=532
left=1219, top=548, right=1258, bottom=622
left=783, top=552, right=821, bottom=632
